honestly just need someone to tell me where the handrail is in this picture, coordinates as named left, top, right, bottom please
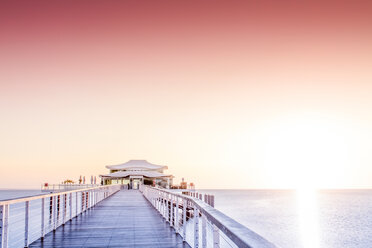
left=0, top=185, right=111, bottom=205
left=140, top=185, right=278, bottom=248
left=41, top=184, right=101, bottom=192
left=0, top=184, right=121, bottom=248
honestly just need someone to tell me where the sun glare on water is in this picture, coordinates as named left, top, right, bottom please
left=297, top=188, right=320, bottom=248
left=257, top=114, right=354, bottom=247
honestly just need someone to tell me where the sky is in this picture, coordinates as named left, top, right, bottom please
left=0, top=0, right=372, bottom=189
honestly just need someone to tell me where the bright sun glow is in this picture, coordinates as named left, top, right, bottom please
left=259, top=113, right=353, bottom=189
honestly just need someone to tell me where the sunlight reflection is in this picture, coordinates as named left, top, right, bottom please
left=297, top=188, right=320, bottom=248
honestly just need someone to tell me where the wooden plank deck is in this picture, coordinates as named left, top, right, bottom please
left=29, top=190, right=190, bottom=248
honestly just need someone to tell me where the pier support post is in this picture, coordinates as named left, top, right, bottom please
left=25, top=201, right=29, bottom=247
left=0, top=204, right=9, bottom=248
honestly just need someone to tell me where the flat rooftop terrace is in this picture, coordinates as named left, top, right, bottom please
left=29, top=190, right=189, bottom=248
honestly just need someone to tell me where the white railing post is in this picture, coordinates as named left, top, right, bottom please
left=154, top=190, right=157, bottom=209
left=165, top=193, right=168, bottom=222
left=62, top=194, right=66, bottom=225
left=202, top=215, right=207, bottom=248
left=53, top=196, right=57, bottom=231
left=88, top=191, right=91, bottom=208
left=213, top=224, right=220, bottom=248
left=165, top=193, right=168, bottom=220
left=155, top=192, right=158, bottom=211
left=81, top=192, right=84, bottom=213
left=161, top=193, right=164, bottom=218
left=170, top=194, right=174, bottom=227
left=159, top=191, right=161, bottom=211
left=41, top=198, right=45, bottom=239
left=156, top=192, right=159, bottom=211
left=153, top=190, right=156, bottom=207
left=176, top=196, right=179, bottom=233
left=158, top=193, right=161, bottom=214
left=84, top=192, right=87, bottom=210
left=87, top=192, right=89, bottom=209
left=194, top=205, right=199, bottom=248
left=25, top=201, right=29, bottom=247
left=88, top=190, right=93, bottom=209
left=69, top=193, right=72, bottom=220
left=75, top=192, right=78, bottom=217
left=183, top=199, right=187, bottom=242
left=0, top=204, right=9, bottom=248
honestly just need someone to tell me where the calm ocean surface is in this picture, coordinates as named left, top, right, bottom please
left=199, top=189, right=372, bottom=248
left=0, top=189, right=45, bottom=200
left=1, top=189, right=371, bottom=248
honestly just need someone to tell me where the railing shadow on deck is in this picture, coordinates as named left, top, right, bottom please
left=140, top=185, right=279, bottom=248
left=0, top=185, right=121, bottom=248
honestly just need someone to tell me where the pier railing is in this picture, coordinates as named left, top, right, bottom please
left=140, top=185, right=278, bottom=248
left=41, top=184, right=101, bottom=192
left=0, top=185, right=121, bottom=248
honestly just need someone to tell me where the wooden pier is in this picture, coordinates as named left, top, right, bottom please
left=29, top=190, right=189, bottom=248
left=1, top=185, right=278, bottom=248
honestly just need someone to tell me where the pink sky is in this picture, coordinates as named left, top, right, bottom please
left=1, top=0, right=372, bottom=189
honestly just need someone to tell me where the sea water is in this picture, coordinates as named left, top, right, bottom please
left=199, top=189, right=372, bottom=248
left=0, top=189, right=45, bottom=200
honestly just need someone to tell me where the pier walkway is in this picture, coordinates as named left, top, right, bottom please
left=29, top=190, right=189, bottom=248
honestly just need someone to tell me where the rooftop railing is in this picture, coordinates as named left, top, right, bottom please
left=0, top=185, right=121, bottom=248
left=140, top=185, right=278, bottom=248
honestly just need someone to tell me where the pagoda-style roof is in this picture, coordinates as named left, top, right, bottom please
left=105, top=160, right=167, bottom=171
left=100, top=170, right=172, bottom=178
